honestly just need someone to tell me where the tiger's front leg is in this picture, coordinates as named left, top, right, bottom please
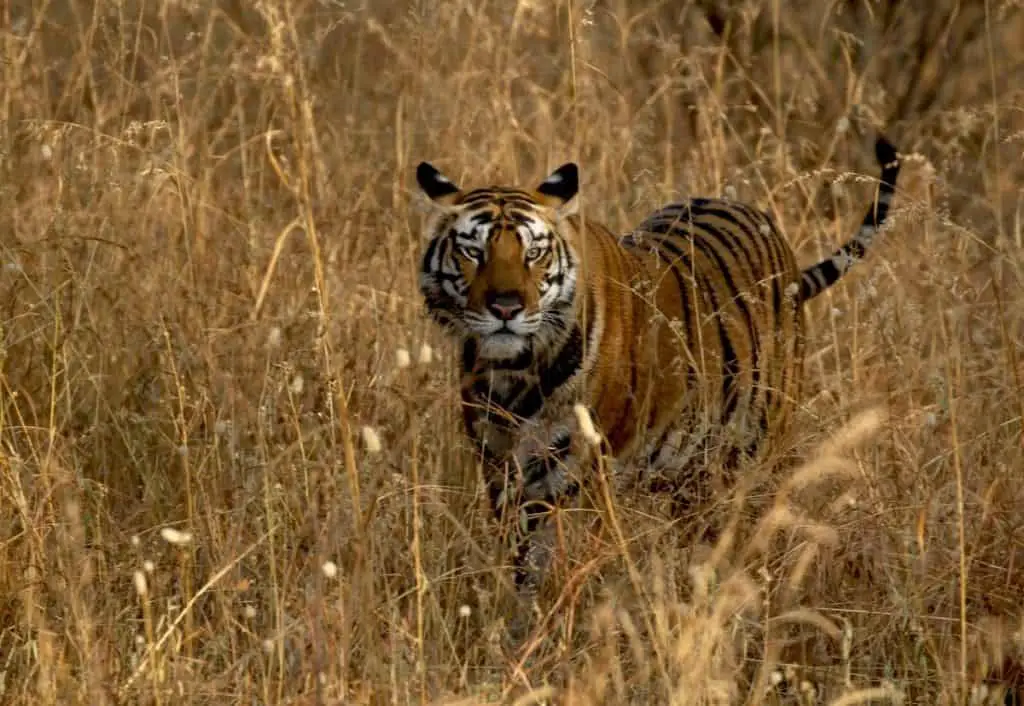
left=484, top=427, right=582, bottom=636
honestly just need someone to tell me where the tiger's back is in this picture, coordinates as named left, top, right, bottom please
left=590, top=197, right=807, bottom=480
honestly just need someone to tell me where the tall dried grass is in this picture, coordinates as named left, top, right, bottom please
left=1, top=1, right=1023, bottom=704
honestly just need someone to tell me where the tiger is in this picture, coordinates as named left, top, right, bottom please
left=414, top=136, right=901, bottom=613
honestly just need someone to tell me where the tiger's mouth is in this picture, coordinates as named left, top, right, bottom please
left=469, top=311, right=537, bottom=358
left=459, top=300, right=554, bottom=358
left=467, top=308, right=536, bottom=337
left=492, top=320, right=520, bottom=334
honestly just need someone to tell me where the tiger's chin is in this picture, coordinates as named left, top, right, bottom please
left=477, top=332, right=530, bottom=360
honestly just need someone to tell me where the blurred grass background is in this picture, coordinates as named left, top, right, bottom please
left=2, top=0, right=1023, bottom=704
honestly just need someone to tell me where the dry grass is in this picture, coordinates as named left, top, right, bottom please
left=2, top=1, right=1024, bottom=704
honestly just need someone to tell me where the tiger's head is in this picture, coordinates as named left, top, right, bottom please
left=415, top=161, right=580, bottom=361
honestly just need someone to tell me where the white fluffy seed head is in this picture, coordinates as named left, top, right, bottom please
left=266, top=326, right=283, bottom=349
left=361, top=426, right=382, bottom=453
left=143, top=560, right=155, bottom=574
left=395, top=348, right=411, bottom=369
left=243, top=605, right=257, bottom=619
left=133, top=570, right=148, bottom=597
left=458, top=604, right=471, bottom=618
left=321, top=561, right=338, bottom=579
left=573, top=403, right=602, bottom=447
left=160, top=527, right=193, bottom=546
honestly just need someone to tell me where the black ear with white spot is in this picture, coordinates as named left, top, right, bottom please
left=416, top=162, right=461, bottom=201
left=536, top=163, right=579, bottom=207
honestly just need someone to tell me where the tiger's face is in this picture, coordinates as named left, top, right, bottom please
left=416, top=162, right=580, bottom=360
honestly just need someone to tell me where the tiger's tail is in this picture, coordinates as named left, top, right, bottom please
left=798, top=135, right=902, bottom=303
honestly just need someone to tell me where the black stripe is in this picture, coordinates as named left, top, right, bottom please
left=508, top=324, right=585, bottom=421
left=714, top=306, right=740, bottom=425
left=748, top=215, right=789, bottom=421
left=422, top=237, right=440, bottom=270
left=679, top=233, right=759, bottom=425
left=490, top=350, right=535, bottom=372
left=644, top=426, right=674, bottom=468
left=461, top=338, right=478, bottom=373
left=463, top=322, right=586, bottom=428
left=460, top=189, right=536, bottom=206
left=627, top=231, right=696, bottom=355
left=633, top=233, right=702, bottom=417
left=647, top=232, right=752, bottom=426
left=690, top=203, right=766, bottom=281
left=758, top=218, right=786, bottom=318
left=487, top=478, right=506, bottom=520
left=462, top=339, right=534, bottom=373
left=512, top=457, right=581, bottom=589
left=522, top=433, right=573, bottom=487
left=541, top=324, right=584, bottom=397
left=509, top=385, right=543, bottom=422
left=505, top=210, right=536, bottom=225
left=798, top=136, right=901, bottom=303
left=691, top=220, right=759, bottom=289
left=433, top=270, right=463, bottom=285
left=474, top=377, right=528, bottom=416
left=691, top=202, right=766, bottom=277
left=799, top=264, right=833, bottom=301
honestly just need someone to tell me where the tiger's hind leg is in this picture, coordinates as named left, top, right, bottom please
left=638, top=424, right=772, bottom=553
left=638, top=422, right=747, bottom=511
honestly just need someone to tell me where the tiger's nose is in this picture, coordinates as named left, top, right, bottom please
left=486, top=291, right=525, bottom=320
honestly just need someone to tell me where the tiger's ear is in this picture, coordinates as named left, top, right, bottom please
left=535, top=163, right=579, bottom=216
left=416, top=162, right=461, bottom=204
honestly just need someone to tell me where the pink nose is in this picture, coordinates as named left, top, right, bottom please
left=486, top=291, right=524, bottom=320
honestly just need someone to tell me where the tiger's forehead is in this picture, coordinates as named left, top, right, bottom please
left=446, top=190, right=554, bottom=239
left=456, top=187, right=539, bottom=208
